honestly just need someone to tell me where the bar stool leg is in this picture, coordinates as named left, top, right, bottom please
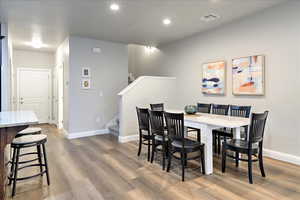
left=8, top=148, right=16, bottom=185
left=37, top=145, right=43, bottom=176
left=42, top=144, right=50, bottom=185
left=12, top=148, right=20, bottom=197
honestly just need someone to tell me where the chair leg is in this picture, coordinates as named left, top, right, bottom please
left=167, top=146, right=172, bottom=172
left=181, top=151, right=185, bottom=182
left=213, top=133, right=217, bottom=153
left=151, top=139, right=155, bottom=163
left=197, top=129, right=201, bottom=143
left=137, top=133, right=142, bottom=157
left=147, top=139, right=151, bottom=162
left=248, top=153, right=253, bottom=184
left=37, top=145, right=44, bottom=176
left=162, top=143, right=166, bottom=170
left=12, top=148, right=20, bottom=197
left=184, top=153, right=188, bottom=167
left=217, top=135, right=221, bottom=155
left=235, top=151, right=239, bottom=167
left=200, top=147, right=205, bottom=174
left=42, top=144, right=50, bottom=185
left=259, top=147, right=266, bottom=177
left=222, top=145, right=227, bottom=173
left=8, top=148, right=16, bottom=186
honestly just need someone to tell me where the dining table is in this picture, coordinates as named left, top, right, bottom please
left=0, top=111, right=38, bottom=200
left=167, top=110, right=250, bottom=175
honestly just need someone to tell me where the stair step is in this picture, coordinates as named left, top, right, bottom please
left=108, top=125, right=119, bottom=133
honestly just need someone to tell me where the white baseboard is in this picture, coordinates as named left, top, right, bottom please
left=264, top=149, right=300, bottom=166
left=118, top=134, right=139, bottom=143
left=65, top=129, right=110, bottom=140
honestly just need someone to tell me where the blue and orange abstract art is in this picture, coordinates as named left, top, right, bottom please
left=232, top=55, right=264, bottom=95
left=202, top=61, right=226, bottom=94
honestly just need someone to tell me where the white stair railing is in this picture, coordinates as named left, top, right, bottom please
left=118, top=76, right=177, bottom=143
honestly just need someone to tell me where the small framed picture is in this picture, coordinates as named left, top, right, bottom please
left=81, top=79, right=91, bottom=89
left=82, top=67, right=91, bottom=78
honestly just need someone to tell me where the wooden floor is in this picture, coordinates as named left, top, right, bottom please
left=6, top=125, right=300, bottom=200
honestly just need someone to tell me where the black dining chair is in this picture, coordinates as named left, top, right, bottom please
left=211, top=104, right=229, bottom=115
left=149, top=110, right=168, bottom=170
left=150, top=103, right=164, bottom=111
left=222, top=111, right=269, bottom=184
left=164, top=112, right=205, bottom=181
left=214, top=105, right=251, bottom=154
left=187, top=103, right=211, bottom=142
left=136, top=107, right=152, bottom=161
left=211, top=104, right=230, bottom=153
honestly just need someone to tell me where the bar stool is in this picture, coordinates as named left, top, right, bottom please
left=9, top=127, right=42, bottom=163
left=8, top=134, right=50, bottom=197
left=17, top=127, right=42, bottom=137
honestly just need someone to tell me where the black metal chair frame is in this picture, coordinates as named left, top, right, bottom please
left=136, top=107, right=153, bottom=161
left=149, top=110, right=168, bottom=170
left=164, top=112, right=205, bottom=181
left=8, top=136, right=50, bottom=197
left=222, top=111, right=269, bottom=184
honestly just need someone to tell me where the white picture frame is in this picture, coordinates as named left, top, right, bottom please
left=81, top=79, right=91, bottom=89
left=82, top=67, right=91, bottom=78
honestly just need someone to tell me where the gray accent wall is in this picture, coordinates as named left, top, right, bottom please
left=129, top=2, right=300, bottom=157
left=68, top=36, right=128, bottom=133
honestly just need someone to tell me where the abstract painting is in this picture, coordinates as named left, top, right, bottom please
left=202, top=61, right=226, bottom=94
left=232, top=55, right=264, bottom=95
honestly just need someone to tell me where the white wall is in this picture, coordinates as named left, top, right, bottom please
left=67, top=36, right=128, bottom=134
left=13, top=49, right=54, bottom=68
left=1, top=23, right=13, bottom=111
left=129, top=2, right=300, bottom=158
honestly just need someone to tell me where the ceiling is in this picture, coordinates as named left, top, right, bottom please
left=0, top=0, right=287, bottom=52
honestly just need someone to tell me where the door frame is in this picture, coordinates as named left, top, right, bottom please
left=56, top=64, right=64, bottom=129
left=16, top=67, right=52, bottom=123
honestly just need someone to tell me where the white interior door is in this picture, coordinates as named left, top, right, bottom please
left=17, top=68, right=51, bottom=123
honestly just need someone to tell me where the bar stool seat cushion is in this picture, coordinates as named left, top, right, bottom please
left=12, top=134, right=47, bottom=145
left=18, top=127, right=42, bottom=135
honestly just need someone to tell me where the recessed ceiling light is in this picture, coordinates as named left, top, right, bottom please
left=201, top=14, right=220, bottom=22
left=110, top=3, right=120, bottom=11
left=163, top=18, right=171, bottom=26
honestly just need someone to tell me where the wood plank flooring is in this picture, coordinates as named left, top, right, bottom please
left=6, top=124, right=300, bottom=200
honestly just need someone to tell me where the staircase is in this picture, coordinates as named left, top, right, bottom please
left=107, top=117, right=119, bottom=136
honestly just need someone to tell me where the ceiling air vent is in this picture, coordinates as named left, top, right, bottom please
left=201, top=14, right=220, bottom=22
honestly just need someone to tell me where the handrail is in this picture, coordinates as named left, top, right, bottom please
left=118, top=76, right=176, bottom=96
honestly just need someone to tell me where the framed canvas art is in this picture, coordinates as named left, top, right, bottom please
left=232, top=55, right=265, bottom=95
left=202, top=61, right=226, bottom=95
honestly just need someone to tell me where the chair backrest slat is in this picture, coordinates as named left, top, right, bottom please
left=164, top=112, right=184, bottom=143
left=136, top=107, right=150, bottom=130
left=230, top=105, right=251, bottom=118
left=197, top=103, right=211, bottom=113
left=249, top=111, right=269, bottom=146
left=150, top=103, right=164, bottom=111
left=149, top=110, right=164, bottom=136
left=211, top=104, right=229, bottom=115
